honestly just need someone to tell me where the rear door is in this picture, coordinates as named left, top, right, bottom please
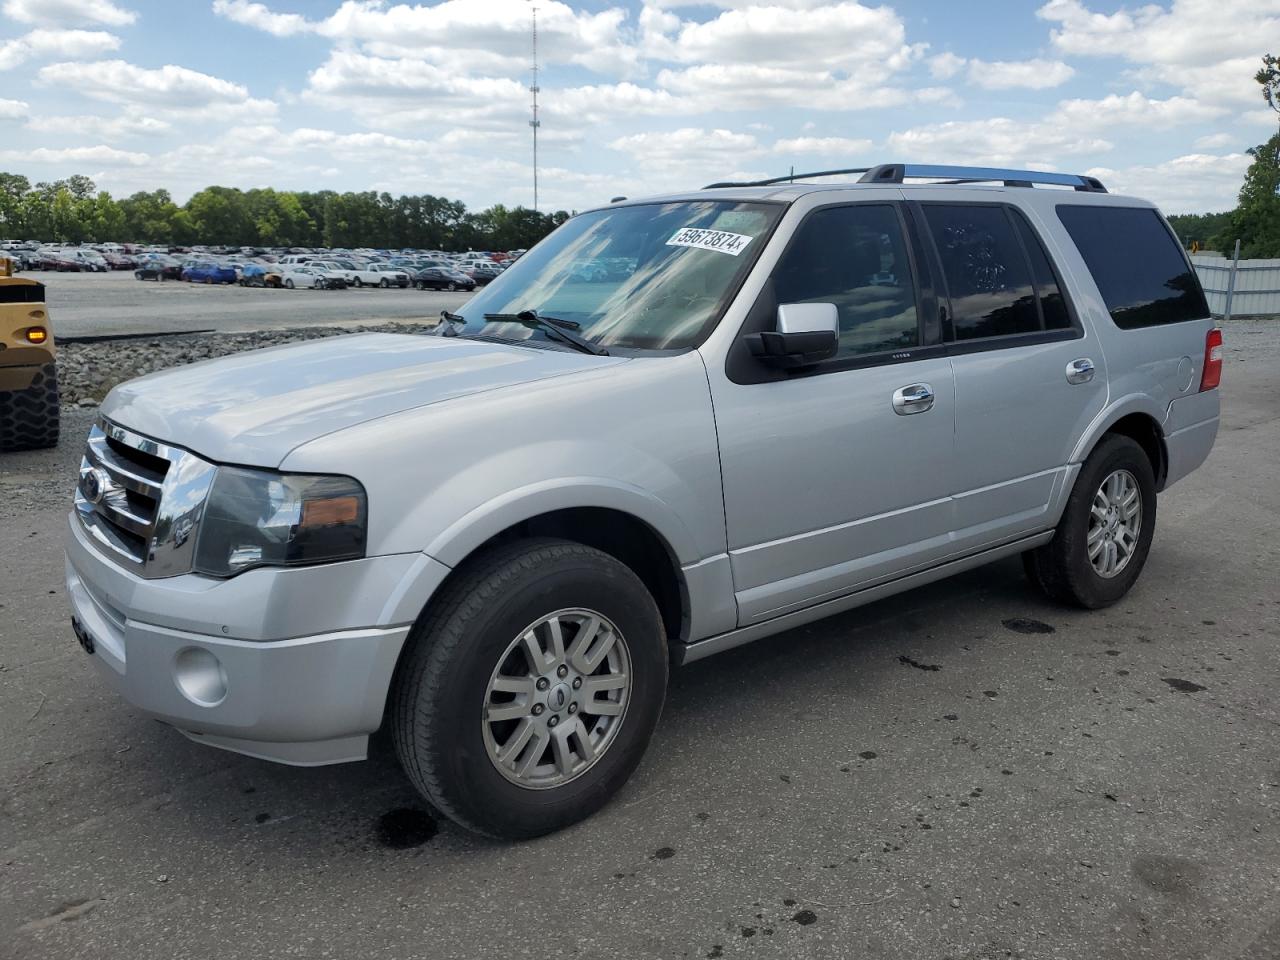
left=707, top=198, right=958, bottom=625
left=914, top=197, right=1107, bottom=549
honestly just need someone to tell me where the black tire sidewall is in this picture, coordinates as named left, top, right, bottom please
left=405, top=544, right=667, bottom=838
left=1058, top=435, right=1157, bottom=607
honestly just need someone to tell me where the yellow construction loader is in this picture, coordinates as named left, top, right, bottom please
left=0, top=254, right=59, bottom=451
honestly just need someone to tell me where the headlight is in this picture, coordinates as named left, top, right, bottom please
left=193, top=468, right=367, bottom=577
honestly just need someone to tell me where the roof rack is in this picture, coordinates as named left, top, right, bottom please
left=704, top=162, right=1107, bottom=193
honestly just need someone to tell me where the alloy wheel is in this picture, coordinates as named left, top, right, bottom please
left=481, top=608, right=631, bottom=790
left=1088, top=468, right=1142, bottom=578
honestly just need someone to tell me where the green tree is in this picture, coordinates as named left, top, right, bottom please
left=1213, top=55, right=1280, bottom=258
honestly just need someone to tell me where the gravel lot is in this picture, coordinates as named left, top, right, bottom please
left=39, top=270, right=472, bottom=338
left=1, top=319, right=1278, bottom=960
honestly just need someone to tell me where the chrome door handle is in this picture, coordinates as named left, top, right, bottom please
left=892, top=382, right=934, bottom=415
left=1066, top=358, right=1095, bottom=384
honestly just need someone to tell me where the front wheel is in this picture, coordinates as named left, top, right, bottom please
left=392, top=538, right=668, bottom=839
left=1024, top=434, right=1157, bottom=609
left=284, top=278, right=295, bottom=289
left=379, top=277, right=390, bottom=288
left=446, top=282, right=456, bottom=291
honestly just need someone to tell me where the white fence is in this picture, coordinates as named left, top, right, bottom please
left=1191, top=254, right=1280, bottom=318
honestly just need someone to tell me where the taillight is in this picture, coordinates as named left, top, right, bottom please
left=1199, top=328, right=1223, bottom=392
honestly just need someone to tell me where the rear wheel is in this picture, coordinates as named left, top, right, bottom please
left=392, top=538, right=668, bottom=839
left=353, top=277, right=363, bottom=287
left=1023, top=434, right=1156, bottom=609
left=0, top=362, right=60, bottom=452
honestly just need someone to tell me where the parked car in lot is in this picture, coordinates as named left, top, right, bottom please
left=280, top=264, right=347, bottom=290
left=413, top=266, right=476, bottom=291
left=134, top=256, right=183, bottom=281
left=239, top=263, right=282, bottom=287
left=464, top=260, right=504, bottom=285
left=306, top=259, right=380, bottom=287
left=101, top=252, right=137, bottom=271
left=181, top=262, right=237, bottom=284
left=366, top=264, right=412, bottom=288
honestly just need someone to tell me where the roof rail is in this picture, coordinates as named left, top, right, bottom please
left=704, top=163, right=1106, bottom=193
left=859, top=163, right=1107, bottom=192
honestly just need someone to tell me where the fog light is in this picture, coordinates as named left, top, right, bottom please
left=174, top=647, right=228, bottom=706
left=25, top=326, right=47, bottom=344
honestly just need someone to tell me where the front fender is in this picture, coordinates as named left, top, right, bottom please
left=423, top=475, right=701, bottom=569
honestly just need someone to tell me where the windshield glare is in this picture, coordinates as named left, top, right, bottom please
left=453, top=200, right=780, bottom=351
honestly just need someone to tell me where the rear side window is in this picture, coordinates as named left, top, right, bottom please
left=1057, top=205, right=1209, bottom=329
left=922, top=204, right=1040, bottom=340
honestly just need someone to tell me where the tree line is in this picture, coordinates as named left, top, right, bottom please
left=1168, top=55, right=1280, bottom=259
left=0, top=173, right=571, bottom=251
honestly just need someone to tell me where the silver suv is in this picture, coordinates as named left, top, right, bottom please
left=66, top=164, right=1222, bottom=838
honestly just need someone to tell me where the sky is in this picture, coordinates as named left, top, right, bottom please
left=0, top=0, right=1276, bottom=214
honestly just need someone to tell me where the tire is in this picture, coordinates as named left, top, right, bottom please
left=379, top=278, right=390, bottom=288
left=284, top=278, right=295, bottom=289
left=0, top=362, right=60, bottom=452
left=353, top=277, right=363, bottom=287
left=392, top=538, right=668, bottom=839
left=1023, top=434, right=1157, bottom=609
left=446, top=282, right=456, bottom=291
left=413, top=280, right=424, bottom=290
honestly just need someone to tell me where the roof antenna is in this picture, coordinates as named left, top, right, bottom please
left=789, top=165, right=794, bottom=183
left=529, top=4, right=540, bottom=212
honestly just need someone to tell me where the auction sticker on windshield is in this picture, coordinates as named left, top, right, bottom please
left=666, top=227, right=753, bottom=256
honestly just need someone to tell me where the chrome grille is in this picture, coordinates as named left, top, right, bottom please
left=74, top=418, right=218, bottom=578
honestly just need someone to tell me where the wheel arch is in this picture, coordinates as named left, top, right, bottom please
left=426, top=504, right=690, bottom=645
left=1072, top=397, right=1168, bottom=490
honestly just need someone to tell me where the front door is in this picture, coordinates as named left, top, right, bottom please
left=707, top=201, right=959, bottom=626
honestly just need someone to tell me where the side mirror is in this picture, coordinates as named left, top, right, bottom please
left=745, top=303, right=839, bottom=369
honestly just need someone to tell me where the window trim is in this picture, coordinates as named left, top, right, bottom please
left=913, top=199, right=1084, bottom=354
left=725, top=199, right=939, bottom=385
left=1055, top=202, right=1211, bottom=331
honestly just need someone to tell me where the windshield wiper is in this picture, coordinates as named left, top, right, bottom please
left=438, top=309, right=465, bottom=337
left=483, top=310, right=608, bottom=356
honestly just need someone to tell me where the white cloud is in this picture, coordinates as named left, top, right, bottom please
left=26, top=113, right=171, bottom=137
left=1194, top=132, right=1237, bottom=149
left=772, top=136, right=873, bottom=155
left=215, top=0, right=639, bottom=76
left=35, top=59, right=276, bottom=117
left=0, top=143, right=148, bottom=166
left=2, top=0, right=135, bottom=27
left=1051, top=92, right=1227, bottom=131
left=1039, top=0, right=1280, bottom=105
left=0, top=97, right=29, bottom=119
left=1085, top=151, right=1251, bottom=212
left=886, top=117, right=1111, bottom=166
left=967, top=58, right=1075, bottom=90
left=0, top=28, right=120, bottom=70
left=930, top=52, right=966, bottom=80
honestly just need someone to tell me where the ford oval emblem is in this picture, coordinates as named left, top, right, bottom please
left=83, top=468, right=108, bottom=504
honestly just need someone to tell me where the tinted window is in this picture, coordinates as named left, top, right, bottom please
left=924, top=204, right=1039, bottom=340
left=1011, top=210, right=1071, bottom=331
left=1057, top=205, right=1208, bottom=329
left=772, top=204, right=919, bottom=358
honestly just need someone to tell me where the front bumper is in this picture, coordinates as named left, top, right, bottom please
left=65, top=512, right=450, bottom=765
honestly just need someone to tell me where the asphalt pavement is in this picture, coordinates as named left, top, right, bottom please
left=38, top=270, right=472, bottom=337
left=1, top=319, right=1278, bottom=960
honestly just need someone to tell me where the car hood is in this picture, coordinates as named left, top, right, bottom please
left=101, top=333, right=626, bottom=466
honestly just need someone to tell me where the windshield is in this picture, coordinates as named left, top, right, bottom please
left=450, top=200, right=781, bottom=351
